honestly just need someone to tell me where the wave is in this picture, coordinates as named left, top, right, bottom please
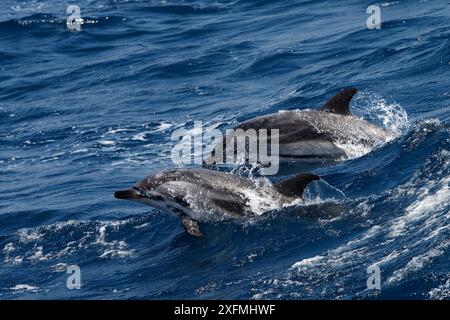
left=1, top=0, right=448, bottom=300
left=1, top=216, right=156, bottom=265
left=250, top=120, right=450, bottom=299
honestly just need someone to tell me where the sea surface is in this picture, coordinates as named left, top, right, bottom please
left=0, top=0, right=449, bottom=299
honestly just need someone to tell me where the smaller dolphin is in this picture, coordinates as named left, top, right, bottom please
left=115, top=168, right=319, bottom=237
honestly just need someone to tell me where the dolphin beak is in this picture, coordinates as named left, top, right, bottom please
left=114, top=188, right=142, bottom=200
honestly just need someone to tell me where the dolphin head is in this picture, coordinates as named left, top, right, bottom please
left=114, top=170, right=191, bottom=215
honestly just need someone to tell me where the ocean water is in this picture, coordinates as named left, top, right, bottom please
left=0, top=0, right=449, bottom=300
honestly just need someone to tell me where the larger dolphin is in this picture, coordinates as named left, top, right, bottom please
left=204, top=88, right=396, bottom=165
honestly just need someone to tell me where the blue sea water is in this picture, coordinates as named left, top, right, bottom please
left=0, top=0, right=449, bottom=300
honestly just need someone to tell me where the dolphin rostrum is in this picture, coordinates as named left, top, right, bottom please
left=204, top=88, right=397, bottom=166
left=115, top=168, right=319, bottom=237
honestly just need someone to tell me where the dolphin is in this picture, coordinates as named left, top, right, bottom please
left=115, top=168, right=319, bottom=237
left=204, top=88, right=397, bottom=166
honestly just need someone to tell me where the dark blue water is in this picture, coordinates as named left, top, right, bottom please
left=1, top=0, right=449, bottom=299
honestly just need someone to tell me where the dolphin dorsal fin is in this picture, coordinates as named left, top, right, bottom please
left=319, top=88, right=358, bottom=115
left=274, top=173, right=320, bottom=197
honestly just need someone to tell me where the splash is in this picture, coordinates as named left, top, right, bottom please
left=353, top=92, right=409, bottom=135
left=331, top=92, right=409, bottom=160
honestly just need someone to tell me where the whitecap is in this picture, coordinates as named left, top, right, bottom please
left=429, top=278, right=450, bottom=300
left=131, top=132, right=147, bottom=141
left=152, top=122, right=173, bottom=132
left=11, top=284, right=39, bottom=292
left=98, top=140, right=116, bottom=146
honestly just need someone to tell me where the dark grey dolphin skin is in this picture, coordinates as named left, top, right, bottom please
left=115, top=168, right=319, bottom=237
left=204, top=88, right=396, bottom=165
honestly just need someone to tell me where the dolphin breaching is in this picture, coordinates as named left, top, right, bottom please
left=115, top=168, right=320, bottom=237
left=204, top=88, right=397, bottom=165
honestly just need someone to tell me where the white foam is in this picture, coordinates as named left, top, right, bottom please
left=3, top=243, right=23, bottom=264
left=388, top=151, right=450, bottom=238
left=98, top=140, right=115, bottom=146
left=387, top=238, right=450, bottom=285
left=152, top=122, right=173, bottom=132
left=18, top=229, right=41, bottom=243
left=11, top=284, right=39, bottom=292
left=132, top=132, right=147, bottom=141
left=429, top=278, right=450, bottom=300
left=70, top=148, right=89, bottom=154
left=4, top=219, right=138, bottom=264
left=380, top=1, right=399, bottom=7
left=291, top=255, right=325, bottom=269
left=96, top=223, right=135, bottom=259
left=355, top=92, right=409, bottom=135
left=28, top=246, right=51, bottom=262
left=106, top=128, right=130, bottom=134
left=50, top=263, right=69, bottom=273
left=335, top=95, right=407, bottom=160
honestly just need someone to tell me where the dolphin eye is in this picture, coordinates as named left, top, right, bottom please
left=174, top=197, right=190, bottom=207
left=152, top=195, right=164, bottom=201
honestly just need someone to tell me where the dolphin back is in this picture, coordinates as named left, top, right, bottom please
left=318, top=88, right=358, bottom=115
